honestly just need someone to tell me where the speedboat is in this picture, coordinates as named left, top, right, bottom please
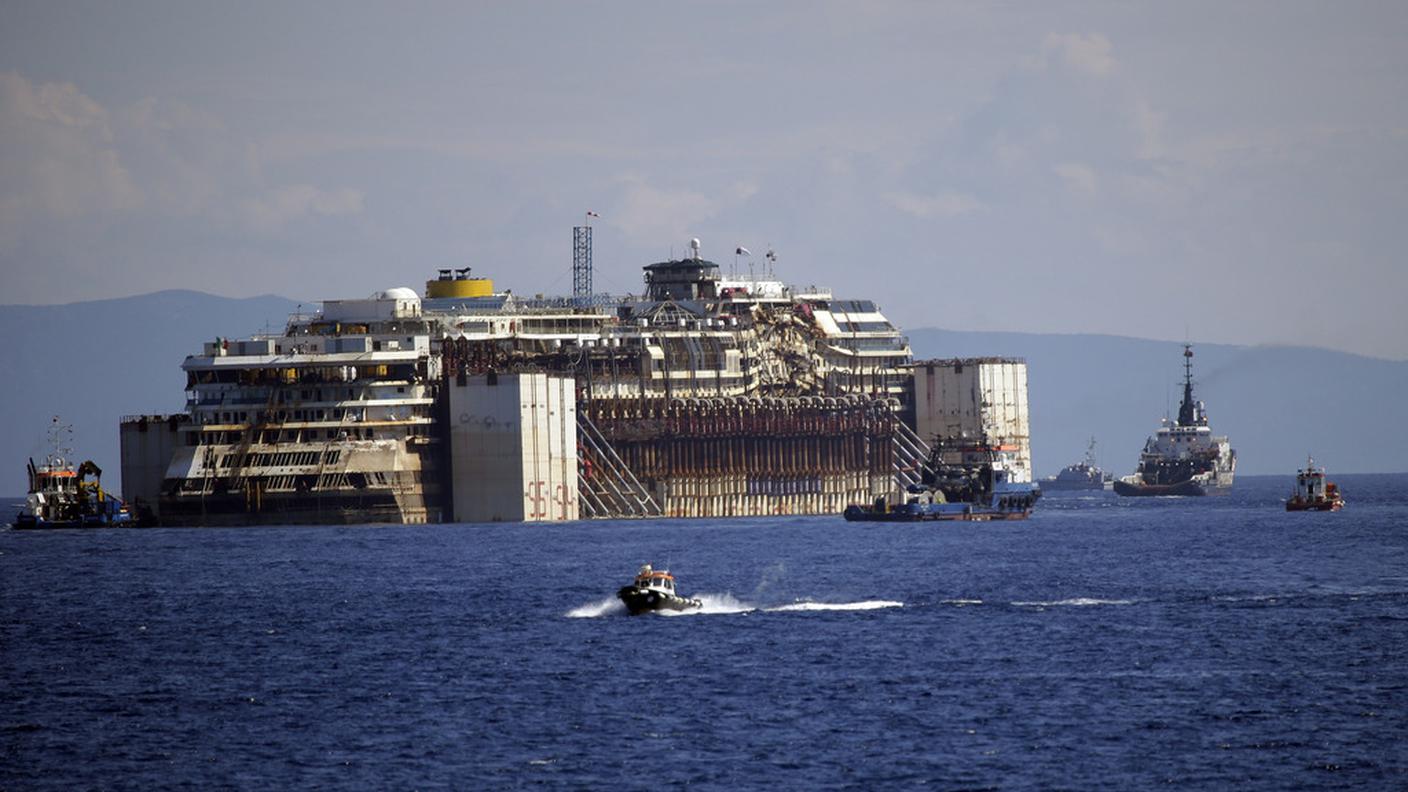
left=617, top=564, right=702, bottom=615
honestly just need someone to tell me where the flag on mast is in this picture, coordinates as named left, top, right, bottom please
left=735, top=246, right=751, bottom=256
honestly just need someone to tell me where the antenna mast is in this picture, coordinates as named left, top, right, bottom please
left=1177, top=344, right=1197, bottom=426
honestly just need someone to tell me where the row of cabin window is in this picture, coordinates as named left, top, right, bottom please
left=218, top=450, right=334, bottom=469
left=188, top=364, right=414, bottom=385
left=192, top=428, right=377, bottom=446
left=210, top=403, right=427, bottom=424
left=177, top=470, right=412, bottom=492
left=191, top=425, right=433, bottom=446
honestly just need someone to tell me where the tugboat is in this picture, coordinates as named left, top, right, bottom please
left=1041, top=437, right=1114, bottom=491
left=13, top=418, right=134, bottom=529
left=1113, top=345, right=1236, bottom=496
left=617, top=564, right=703, bottom=615
left=843, top=434, right=1041, bottom=521
left=1285, top=457, right=1344, bottom=512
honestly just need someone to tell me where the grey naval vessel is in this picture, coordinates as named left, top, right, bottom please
left=121, top=237, right=1034, bottom=524
left=1113, top=345, right=1235, bottom=497
left=1040, top=437, right=1113, bottom=492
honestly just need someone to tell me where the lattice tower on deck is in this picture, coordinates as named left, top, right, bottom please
left=573, top=225, right=592, bottom=299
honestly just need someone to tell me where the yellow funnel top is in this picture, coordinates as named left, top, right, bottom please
left=426, top=276, right=494, bottom=298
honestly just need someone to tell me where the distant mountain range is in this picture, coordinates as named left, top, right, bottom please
left=2, top=292, right=1402, bottom=498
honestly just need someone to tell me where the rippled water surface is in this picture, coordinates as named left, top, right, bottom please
left=3, top=475, right=1406, bottom=790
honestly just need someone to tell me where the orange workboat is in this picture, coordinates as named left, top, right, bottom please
left=1285, top=457, right=1343, bottom=512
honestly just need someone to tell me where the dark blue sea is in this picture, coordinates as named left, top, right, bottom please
left=3, top=474, right=1406, bottom=790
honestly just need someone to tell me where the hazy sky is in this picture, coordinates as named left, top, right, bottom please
left=3, top=2, right=1406, bottom=358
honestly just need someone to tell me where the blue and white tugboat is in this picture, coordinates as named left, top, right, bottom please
left=12, top=418, right=134, bottom=529
left=843, top=434, right=1041, bottom=522
left=617, top=564, right=703, bottom=615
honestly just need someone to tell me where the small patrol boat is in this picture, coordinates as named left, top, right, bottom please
left=1041, top=437, right=1114, bottom=492
left=1285, top=457, right=1343, bottom=512
left=617, top=564, right=703, bottom=615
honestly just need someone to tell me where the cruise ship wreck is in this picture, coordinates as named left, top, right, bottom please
left=121, top=240, right=1033, bottom=524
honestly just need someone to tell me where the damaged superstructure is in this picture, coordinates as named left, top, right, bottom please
left=121, top=240, right=1025, bottom=524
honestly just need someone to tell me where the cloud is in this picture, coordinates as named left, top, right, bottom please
left=610, top=176, right=719, bottom=246
left=117, top=96, right=236, bottom=216
left=1042, top=33, right=1116, bottom=77
left=1052, top=162, right=1098, bottom=197
left=1, top=69, right=373, bottom=254
left=885, top=190, right=985, bottom=218
left=1132, top=97, right=1167, bottom=159
left=3, top=70, right=108, bottom=132
left=0, top=71, right=142, bottom=233
left=241, top=184, right=365, bottom=232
